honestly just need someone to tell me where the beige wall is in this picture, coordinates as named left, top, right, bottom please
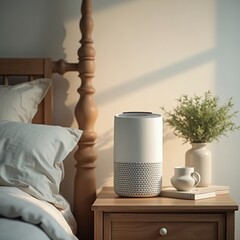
left=1, top=0, right=239, bottom=237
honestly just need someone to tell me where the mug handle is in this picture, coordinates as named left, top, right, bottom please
left=191, top=172, right=201, bottom=187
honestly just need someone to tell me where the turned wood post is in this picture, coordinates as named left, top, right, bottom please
left=74, top=0, right=97, bottom=239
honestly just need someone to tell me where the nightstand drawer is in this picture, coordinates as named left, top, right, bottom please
left=104, top=213, right=225, bottom=240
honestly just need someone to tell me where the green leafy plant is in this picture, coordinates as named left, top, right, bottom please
left=161, top=91, right=240, bottom=144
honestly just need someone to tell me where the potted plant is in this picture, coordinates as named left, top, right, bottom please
left=161, top=91, right=240, bottom=186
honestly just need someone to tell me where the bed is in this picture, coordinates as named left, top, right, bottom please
left=0, top=0, right=96, bottom=240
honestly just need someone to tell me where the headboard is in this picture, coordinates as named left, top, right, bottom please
left=0, top=1, right=97, bottom=239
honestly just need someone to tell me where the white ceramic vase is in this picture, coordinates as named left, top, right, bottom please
left=185, top=143, right=212, bottom=187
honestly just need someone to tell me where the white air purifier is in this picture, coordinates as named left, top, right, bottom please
left=114, top=112, right=163, bottom=197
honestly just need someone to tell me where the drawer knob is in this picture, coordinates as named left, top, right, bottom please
left=159, top=227, right=167, bottom=236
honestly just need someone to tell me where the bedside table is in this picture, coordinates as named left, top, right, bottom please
left=92, top=186, right=238, bottom=240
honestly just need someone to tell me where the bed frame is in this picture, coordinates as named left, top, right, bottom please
left=0, top=1, right=96, bottom=239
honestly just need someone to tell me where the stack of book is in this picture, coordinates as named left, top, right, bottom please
left=160, top=185, right=229, bottom=200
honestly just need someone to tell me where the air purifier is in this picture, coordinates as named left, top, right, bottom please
left=114, top=112, right=162, bottom=197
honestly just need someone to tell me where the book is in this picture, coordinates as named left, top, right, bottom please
left=160, top=187, right=216, bottom=200
left=193, top=185, right=229, bottom=195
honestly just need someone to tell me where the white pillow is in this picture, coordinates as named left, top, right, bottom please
left=0, top=121, right=82, bottom=209
left=0, top=78, right=51, bottom=123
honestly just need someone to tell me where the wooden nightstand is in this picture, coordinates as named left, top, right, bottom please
left=92, top=186, right=238, bottom=240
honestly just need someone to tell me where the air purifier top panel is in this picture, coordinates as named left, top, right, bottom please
left=116, top=112, right=161, bottom=118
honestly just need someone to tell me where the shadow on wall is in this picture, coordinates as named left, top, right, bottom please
left=95, top=49, right=216, bottom=106
left=95, top=129, right=114, bottom=189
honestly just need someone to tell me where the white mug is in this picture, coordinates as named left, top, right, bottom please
left=171, top=167, right=201, bottom=191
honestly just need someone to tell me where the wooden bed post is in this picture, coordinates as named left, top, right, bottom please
left=74, top=0, right=97, bottom=239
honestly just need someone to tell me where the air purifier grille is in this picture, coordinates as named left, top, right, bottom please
left=114, top=162, right=162, bottom=197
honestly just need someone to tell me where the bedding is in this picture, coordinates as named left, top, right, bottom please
left=0, top=219, right=51, bottom=240
left=0, top=187, right=78, bottom=240
left=0, top=121, right=82, bottom=209
left=0, top=78, right=51, bottom=123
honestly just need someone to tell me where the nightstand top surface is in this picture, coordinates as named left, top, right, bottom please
left=92, top=186, right=238, bottom=212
